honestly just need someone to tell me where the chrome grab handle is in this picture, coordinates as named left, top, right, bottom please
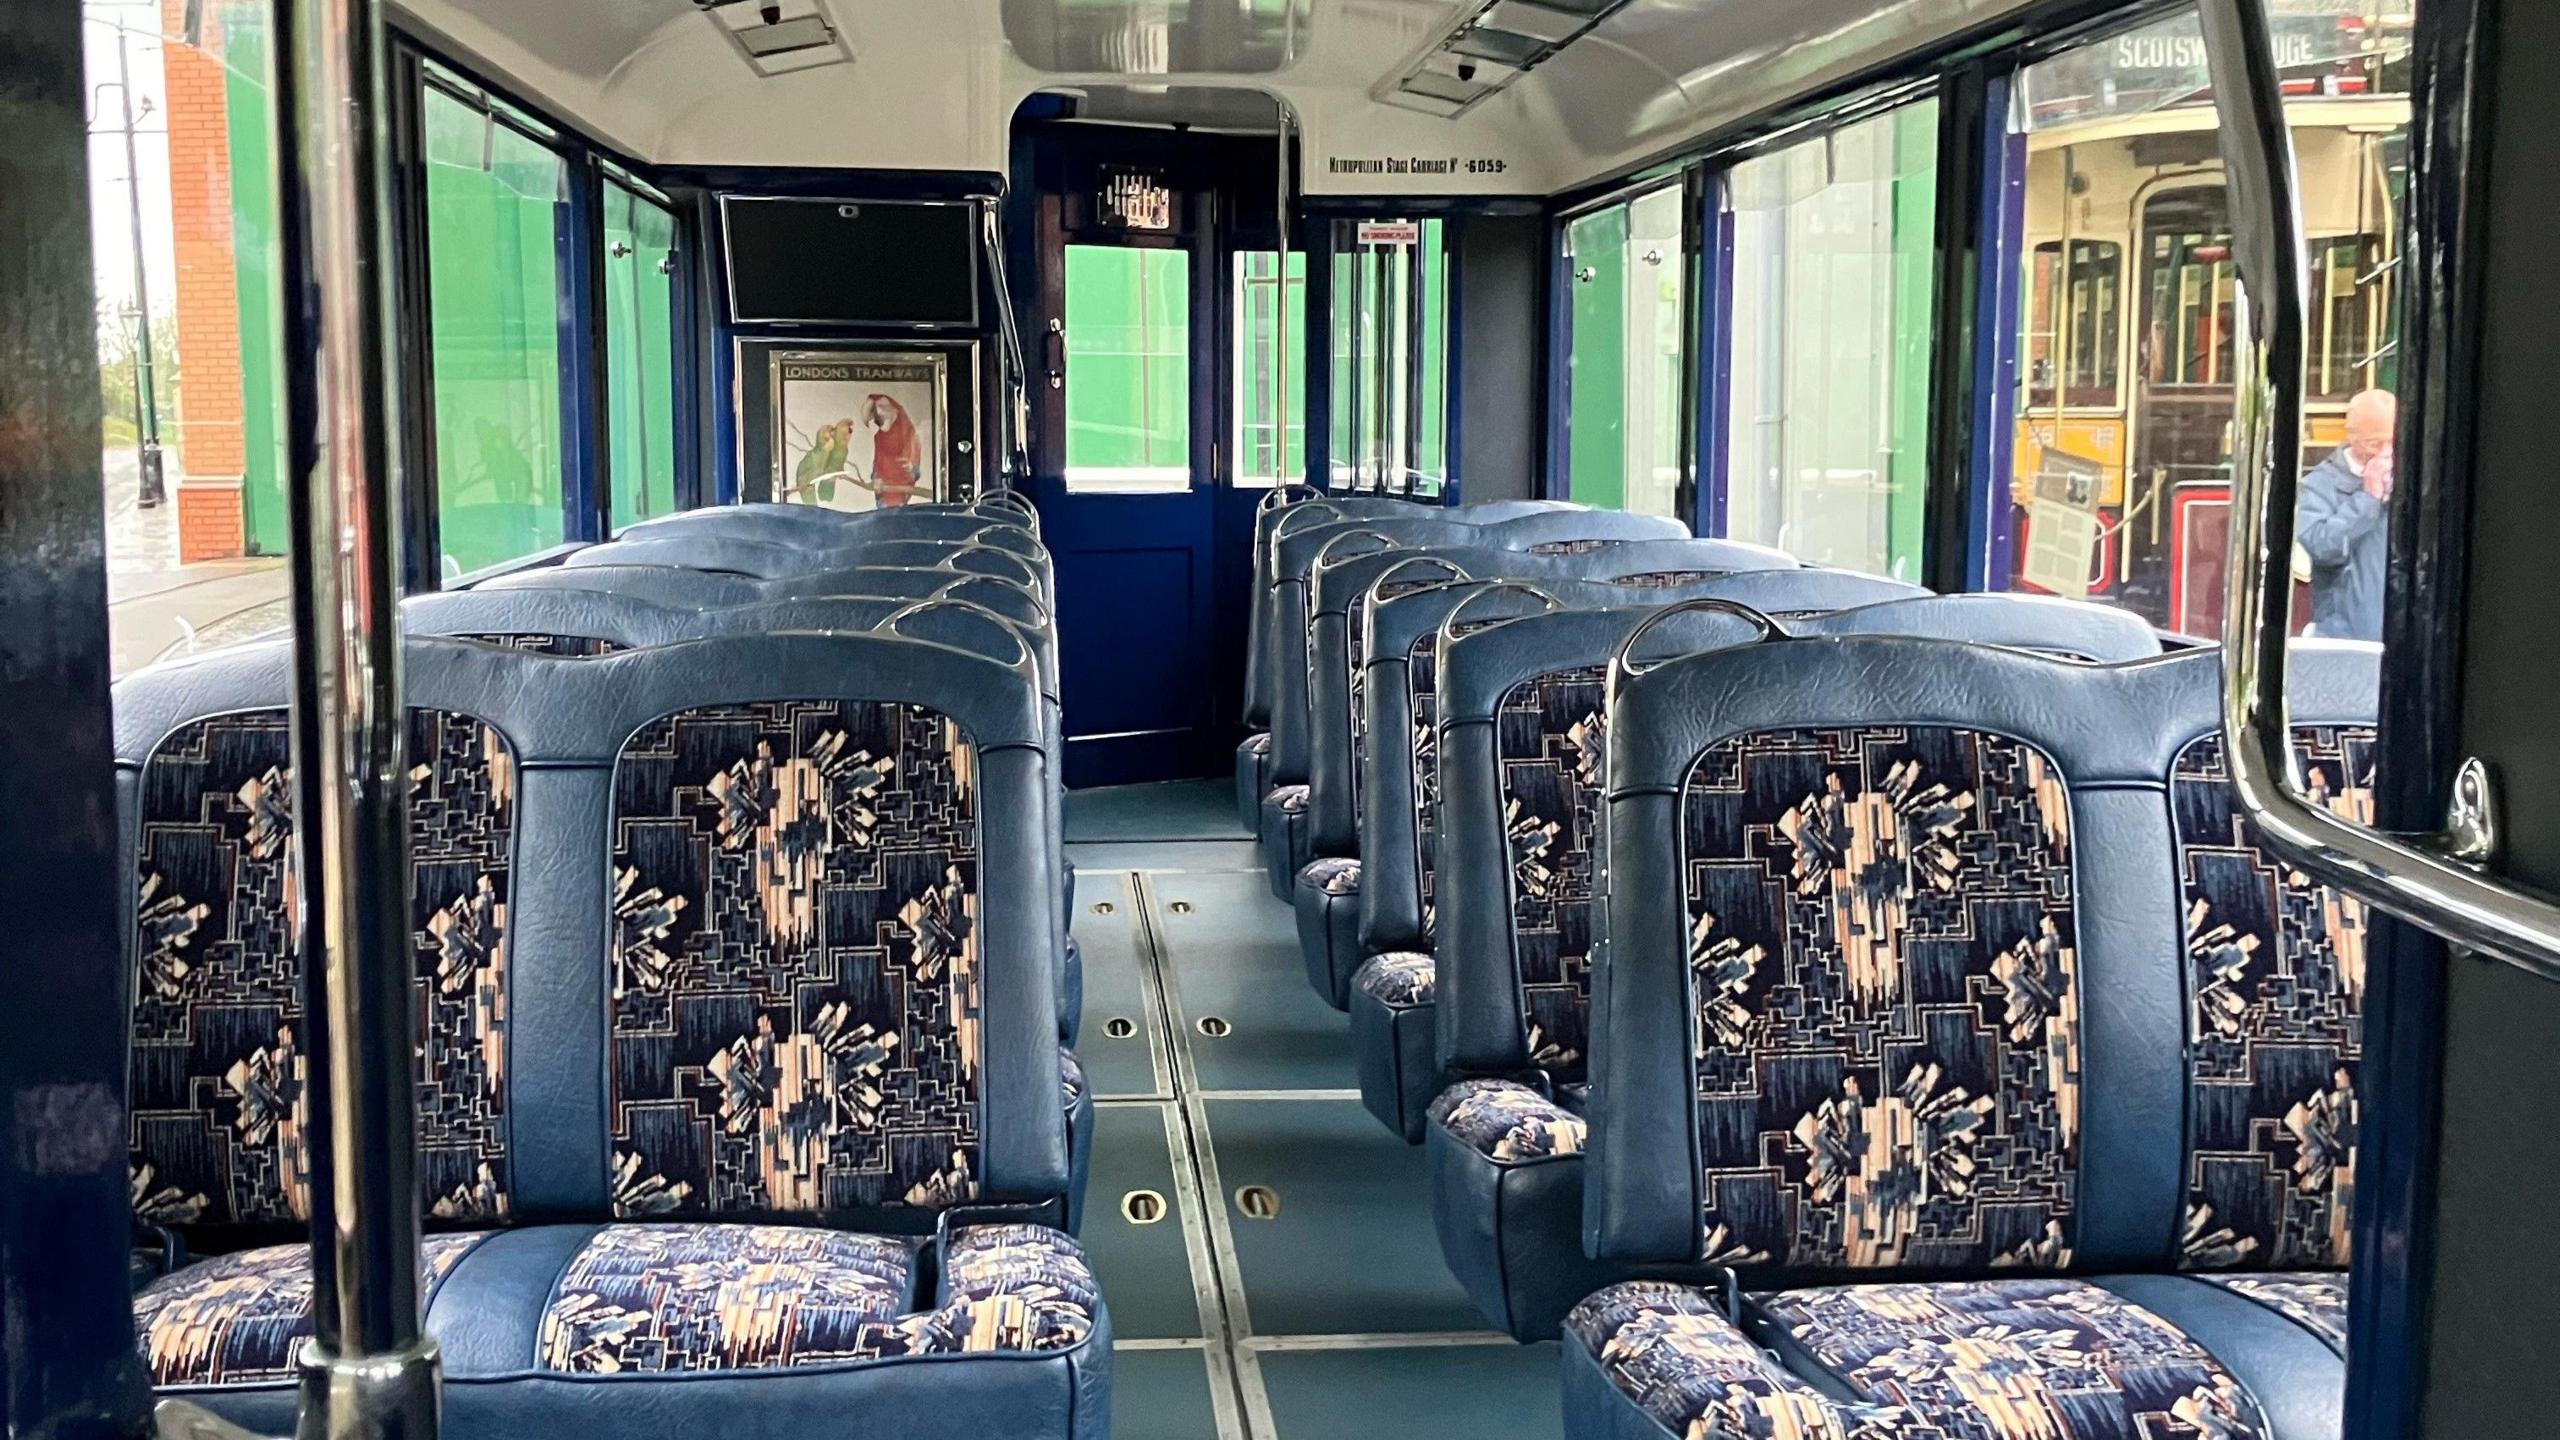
left=1433, top=582, right=1561, bottom=653
left=2201, top=0, right=2560, bottom=981
left=1604, top=598, right=1781, bottom=702
left=880, top=598, right=1034, bottom=674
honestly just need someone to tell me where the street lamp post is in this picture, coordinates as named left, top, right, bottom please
left=111, top=22, right=167, bottom=508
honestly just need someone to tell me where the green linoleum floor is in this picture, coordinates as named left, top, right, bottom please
left=1067, top=784, right=1563, bottom=1437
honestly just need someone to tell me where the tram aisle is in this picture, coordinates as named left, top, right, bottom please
left=1064, top=780, right=1564, bottom=1440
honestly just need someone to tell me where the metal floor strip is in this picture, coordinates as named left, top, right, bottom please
left=1127, top=869, right=1256, bottom=1440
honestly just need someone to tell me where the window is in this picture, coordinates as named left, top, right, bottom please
left=1232, top=250, right=1307, bottom=487
left=2025, top=239, right=2122, bottom=409
left=1996, top=5, right=2416, bottom=641
left=422, top=79, right=570, bottom=575
left=1064, top=244, right=1191, bottom=493
left=94, top=1, right=297, bottom=676
left=1326, top=217, right=1451, bottom=498
left=1564, top=186, right=1688, bottom=519
left=1721, top=101, right=1939, bottom=579
left=605, top=178, right=679, bottom=532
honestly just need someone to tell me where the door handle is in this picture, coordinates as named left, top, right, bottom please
left=2199, top=0, right=2560, bottom=983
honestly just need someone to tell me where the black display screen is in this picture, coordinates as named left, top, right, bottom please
left=725, top=198, right=980, bottom=327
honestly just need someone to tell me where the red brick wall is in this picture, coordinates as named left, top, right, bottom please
left=162, top=0, right=247, bottom=558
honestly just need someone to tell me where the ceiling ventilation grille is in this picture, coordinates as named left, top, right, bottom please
left=1375, top=0, right=1631, bottom=117
left=696, top=0, right=854, bottom=76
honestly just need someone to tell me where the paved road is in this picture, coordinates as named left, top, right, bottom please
left=104, top=446, right=289, bottom=676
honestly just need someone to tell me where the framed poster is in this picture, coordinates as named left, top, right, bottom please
left=767, top=348, right=950, bottom=511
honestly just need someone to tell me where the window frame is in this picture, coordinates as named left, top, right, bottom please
left=1307, top=208, right=1462, bottom=505
left=386, top=36, right=701, bottom=587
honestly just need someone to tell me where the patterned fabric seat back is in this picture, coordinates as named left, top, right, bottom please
left=1570, top=536, right=1800, bottom=591
left=117, top=640, right=562, bottom=1244
left=1432, top=603, right=1773, bottom=1089
left=774, top=544, right=1052, bottom=604
left=1356, top=579, right=1633, bottom=958
left=1586, top=639, right=2377, bottom=1291
left=582, top=632, right=1065, bottom=1229
left=116, top=631, right=1068, bottom=1247
left=1308, top=547, right=1588, bottom=856
left=2168, top=639, right=2377, bottom=1282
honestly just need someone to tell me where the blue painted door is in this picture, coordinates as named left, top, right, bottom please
left=1028, top=187, right=1225, bottom=787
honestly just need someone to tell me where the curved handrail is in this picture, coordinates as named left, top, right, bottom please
left=1434, top=581, right=1561, bottom=653
left=1262, top=481, right=1324, bottom=513
left=1604, top=598, right=1781, bottom=704
left=2201, top=0, right=2560, bottom=981
left=878, top=598, right=1035, bottom=674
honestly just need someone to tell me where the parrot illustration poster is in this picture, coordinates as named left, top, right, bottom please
left=770, top=350, right=948, bottom=511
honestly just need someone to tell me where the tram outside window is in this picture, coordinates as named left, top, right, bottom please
left=604, top=176, right=680, bottom=532
left=1720, top=100, right=1939, bottom=579
left=1326, top=217, right=1450, bottom=498
left=1996, top=2, right=2415, bottom=642
left=1562, top=185, right=1687, bottom=521
left=1232, top=250, right=1308, bottom=487
left=1064, top=244, right=1192, bottom=492
left=421, top=76, right=571, bottom=574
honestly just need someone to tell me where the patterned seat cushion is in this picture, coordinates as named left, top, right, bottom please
left=2196, top=1271, right=2349, bottom=1355
left=135, top=1234, right=486, bottom=1388
left=1242, top=733, right=1272, bottom=756
left=1300, top=856, right=1362, bottom=897
left=1573, top=1279, right=2287, bottom=1440
left=1568, top=1281, right=1899, bottom=1437
left=1353, top=950, right=1436, bottom=1007
left=605, top=701, right=985, bottom=1220
left=129, top=708, right=518, bottom=1233
left=539, top=1223, right=1097, bottom=1372
left=1751, top=1279, right=2272, bottom=1437
left=1272, top=784, right=1312, bottom=816
left=137, top=1223, right=1101, bottom=1388
left=1680, top=726, right=2083, bottom=1272
left=1430, top=1079, right=1585, bottom=1163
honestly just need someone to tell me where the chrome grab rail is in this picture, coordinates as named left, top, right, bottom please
left=1604, top=598, right=1781, bottom=700
left=1433, top=582, right=1562, bottom=654
left=2201, top=0, right=2560, bottom=981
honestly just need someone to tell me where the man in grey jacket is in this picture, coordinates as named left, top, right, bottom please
left=2295, top=388, right=2397, bottom=641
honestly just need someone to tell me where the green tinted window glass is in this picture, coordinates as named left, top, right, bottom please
left=1416, top=218, right=1449, bottom=498
left=605, top=180, right=679, bottom=532
left=1623, top=186, right=1687, bottom=520
left=1233, top=250, right=1307, bottom=486
left=423, top=88, right=568, bottom=575
left=1566, top=205, right=1630, bottom=510
left=1065, top=244, right=1191, bottom=492
left=1721, top=100, right=1938, bottom=579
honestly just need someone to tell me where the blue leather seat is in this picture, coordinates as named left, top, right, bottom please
left=1344, top=573, right=1925, bottom=1143
left=619, top=501, right=1039, bottom=549
left=1255, top=512, right=1703, bottom=899
left=117, top=632, right=1110, bottom=1440
left=1236, top=497, right=1589, bottom=830
left=563, top=533, right=1056, bottom=604
left=1294, top=548, right=1611, bottom=1007
left=401, top=587, right=1085, bottom=1055
left=481, top=562, right=1047, bottom=631
left=1551, top=634, right=2373, bottom=1439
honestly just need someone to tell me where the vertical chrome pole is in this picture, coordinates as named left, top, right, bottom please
left=268, top=0, right=437, bottom=1434
left=1275, top=107, right=1294, bottom=487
